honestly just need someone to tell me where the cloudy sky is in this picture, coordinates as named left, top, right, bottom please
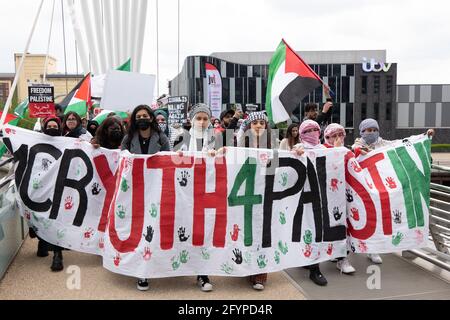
left=1, top=0, right=449, bottom=97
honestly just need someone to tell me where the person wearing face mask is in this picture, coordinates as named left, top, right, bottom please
left=120, top=105, right=170, bottom=292
left=91, top=117, right=125, bottom=149
left=87, top=120, right=99, bottom=137
left=352, top=118, right=435, bottom=264
left=28, top=116, right=65, bottom=272
left=292, top=120, right=329, bottom=286
left=154, top=109, right=169, bottom=136
left=62, top=112, right=93, bottom=142
left=121, top=105, right=171, bottom=155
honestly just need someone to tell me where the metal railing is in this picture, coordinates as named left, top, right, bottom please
left=408, top=163, right=450, bottom=272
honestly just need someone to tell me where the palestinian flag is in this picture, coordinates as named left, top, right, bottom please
left=92, top=109, right=129, bottom=125
left=117, top=58, right=131, bottom=71
left=0, top=111, right=19, bottom=158
left=266, top=39, right=327, bottom=124
left=60, top=73, right=91, bottom=116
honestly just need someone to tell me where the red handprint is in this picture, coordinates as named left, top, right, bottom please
left=358, top=240, right=368, bottom=253
left=330, top=178, right=341, bottom=192
left=98, top=237, right=104, bottom=250
left=350, top=207, right=360, bottom=221
left=25, top=210, right=31, bottom=220
left=143, top=247, right=152, bottom=261
left=230, top=224, right=240, bottom=241
left=259, top=153, right=269, bottom=165
left=113, top=253, right=121, bottom=266
left=365, top=178, right=373, bottom=189
left=303, top=244, right=312, bottom=258
left=64, top=196, right=73, bottom=210
left=327, top=243, right=333, bottom=256
left=350, top=161, right=362, bottom=173
left=84, top=227, right=94, bottom=239
left=385, top=177, right=397, bottom=189
left=415, top=230, right=424, bottom=244
left=4, top=128, right=11, bottom=134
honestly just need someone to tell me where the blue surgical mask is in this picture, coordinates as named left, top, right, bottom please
left=362, top=132, right=379, bottom=145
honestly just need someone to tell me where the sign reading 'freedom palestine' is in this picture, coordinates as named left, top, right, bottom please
left=2, top=125, right=430, bottom=278
left=28, top=85, right=55, bottom=118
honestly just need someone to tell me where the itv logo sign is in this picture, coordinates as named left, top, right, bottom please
left=362, top=57, right=392, bottom=73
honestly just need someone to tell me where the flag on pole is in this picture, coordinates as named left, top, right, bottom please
left=0, top=112, right=19, bottom=158
left=265, top=39, right=332, bottom=124
left=60, top=73, right=91, bottom=116
left=92, top=109, right=129, bottom=124
left=117, top=58, right=131, bottom=72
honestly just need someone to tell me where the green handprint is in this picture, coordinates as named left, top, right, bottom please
left=32, top=212, right=42, bottom=223
left=150, top=203, right=158, bottom=218
left=392, top=232, right=404, bottom=246
left=201, top=248, right=210, bottom=260
left=279, top=211, right=286, bottom=225
left=57, top=229, right=66, bottom=239
left=42, top=219, right=52, bottom=230
left=278, top=240, right=288, bottom=255
left=221, top=262, right=233, bottom=274
left=32, top=178, right=41, bottom=190
left=274, top=250, right=281, bottom=264
left=121, top=178, right=129, bottom=192
left=179, top=250, right=189, bottom=263
left=244, top=252, right=252, bottom=265
left=257, top=255, right=267, bottom=269
left=303, top=229, right=312, bottom=245
left=279, top=172, right=288, bottom=187
left=116, top=205, right=126, bottom=219
left=171, top=256, right=181, bottom=270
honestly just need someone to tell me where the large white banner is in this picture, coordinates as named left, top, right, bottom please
left=2, top=126, right=431, bottom=278
left=205, top=63, right=222, bottom=119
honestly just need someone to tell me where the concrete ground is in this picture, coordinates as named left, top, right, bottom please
left=0, top=237, right=305, bottom=300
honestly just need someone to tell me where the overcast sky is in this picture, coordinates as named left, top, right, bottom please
left=1, top=0, right=450, bottom=97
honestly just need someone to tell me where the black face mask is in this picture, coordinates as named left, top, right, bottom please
left=44, top=128, right=60, bottom=137
left=136, top=119, right=151, bottom=130
left=109, top=130, right=124, bottom=142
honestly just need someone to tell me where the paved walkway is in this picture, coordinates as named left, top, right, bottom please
left=0, top=237, right=304, bottom=300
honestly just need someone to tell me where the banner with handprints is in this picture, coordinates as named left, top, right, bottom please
left=345, top=134, right=430, bottom=253
left=2, top=125, right=430, bottom=277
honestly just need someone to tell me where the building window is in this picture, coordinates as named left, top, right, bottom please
left=248, top=78, right=256, bottom=103
left=346, top=64, right=355, bottom=76
left=341, top=76, right=350, bottom=103
left=333, top=64, right=340, bottom=77
left=374, top=76, right=380, bottom=94
left=226, top=63, right=234, bottom=78
left=361, top=76, right=367, bottom=94
left=361, top=102, right=367, bottom=119
left=386, top=76, right=393, bottom=94
left=346, top=103, right=354, bottom=128
left=374, top=102, right=379, bottom=120
left=386, top=102, right=392, bottom=120
left=252, top=65, right=262, bottom=77
left=222, top=78, right=230, bottom=104
left=235, top=78, right=243, bottom=103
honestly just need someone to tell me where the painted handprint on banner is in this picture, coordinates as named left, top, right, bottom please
left=257, top=255, right=267, bottom=269
left=41, top=158, right=52, bottom=171
left=221, top=262, right=233, bottom=274
left=279, top=208, right=287, bottom=225
left=64, top=196, right=73, bottom=210
left=350, top=207, right=360, bottom=221
left=350, top=161, right=362, bottom=173
left=327, top=243, right=333, bottom=256
left=143, top=247, right=152, bottom=261
left=120, top=178, right=129, bottom=192
left=91, top=183, right=101, bottom=195
left=32, top=178, right=41, bottom=190
left=83, top=227, right=94, bottom=239
left=274, top=250, right=281, bottom=264
left=393, top=210, right=402, bottom=224
left=201, top=248, right=210, bottom=260
left=392, top=232, right=404, bottom=246
left=346, top=189, right=354, bottom=202
left=177, top=171, right=190, bottom=187
left=171, top=256, right=181, bottom=270
left=358, top=240, right=368, bottom=253
left=333, top=207, right=343, bottom=221
left=114, top=253, right=121, bottom=266
left=402, top=138, right=412, bottom=147
left=385, top=177, right=397, bottom=189
left=116, top=205, right=126, bottom=219
left=230, top=224, right=240, bottom=241
left=143, top=225, right=154, bottom=243
left=179, top=250, right=189, bottom=263
left=303, top=244, right=312, bottom=258
left=149, top=203, right=158, bottom=218
left=232, top=248, right=243, bottom=265
left=178, top=227, right=190, bottom=242
left=330, top=178, right=341, bottom=192
left=278, top=241, right=288, bottom=255
left=279, top=172, right=288, bottom=187
left=98, top=237, right=104, bottom=250
left=303, top=230, right=312, bottom=245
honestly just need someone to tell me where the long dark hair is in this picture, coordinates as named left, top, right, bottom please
left=95, top=116, right=125, bottom=149
left=243, top=119, right=273, bottom=149
left=123, top=104, right=161, bottom=149
left=286, top=123, right=300, bottom=149
left=61, top=111, right=82, bottom=135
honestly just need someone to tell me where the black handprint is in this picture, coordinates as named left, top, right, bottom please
left=345, top=189, right=353, bottom=202
left=41, top=158, right=52, bottom=171
left=351, top=242, right=356, bottom=253
left=402, top=138, right=412, bottom=147
left=177, top=171, right=190, bottom=187
left=178, top=226, right=190, bottom=242
left=143, top=225, right=154, bottom=243
left=332, top=207, right=343, bottom=221
left=393, top=210, right=402, bottom=224
left=91, top=182, right=101, bottom=195
left=232, top=248, right=243, bottom=265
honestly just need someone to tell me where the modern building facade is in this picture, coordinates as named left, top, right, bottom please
left=169, top=50, right=449, bottom=143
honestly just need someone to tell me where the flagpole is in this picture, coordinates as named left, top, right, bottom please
left=0, top=0, right=44, bottom=130
left=43, top=0, right=56, bottom=84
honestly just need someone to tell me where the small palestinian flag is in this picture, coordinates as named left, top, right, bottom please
left=265, top=39, right=329, bottom=124
left=60, top=73, right=91, bottom=116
